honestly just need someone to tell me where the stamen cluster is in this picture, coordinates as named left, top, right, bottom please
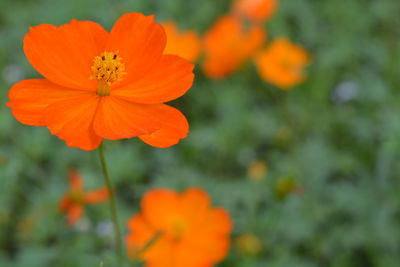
left=91, top=51, right=126, bottom=86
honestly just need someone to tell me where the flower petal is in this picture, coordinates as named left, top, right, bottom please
left=69, top=169, right=83, bottom=191
left=138, top=105, right=189, bottom=148
left=142, top=237, right=174, bottom=266
left=7, top=79, right=89, bottom=126
left=176, top=209, right=232, bottom=266
left=175, top=237, right=230, bottom=267
left=111, top=55, right=194, bottom=104
left=200, top=208, right=233, bottom=236
left=163, top=21, right=202, bottom=63
left=234, top=0, right=277, bottom=22
left=24, top=20, right=108, bottom=90
left=254, top=38, right=310, bottom=89
left=126, top=214, right=156, bottom=251
left=93, top=97, right=162, bottom=140
left=141, top=189, right=180, bottom=232
left=106, top=13, right=166, bottom=87
left=84, top=188, right=109, bottom=204
left=59, top=195, right=72, bottom=212
left=126, top=215, right=174, bottom=265
left=44, top=94, right=102, bottom=151
left=67, top=204, right=83, bottom=225
left=203, top=15, right=266, bottom=78
left=179, top=188, right=211, bottom=231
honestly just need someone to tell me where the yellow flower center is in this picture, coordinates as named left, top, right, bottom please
left=171, top=217, right=187, bottom=241
left=91, top=51, right=126, bottom=96
left=71, top=190, right=84, bottom=204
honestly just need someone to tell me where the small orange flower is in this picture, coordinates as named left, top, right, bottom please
left=255, top=37, right=310, bottom=89
left=162, top=21, right=201, bottom=62
left=7, top=13, right=194, bottom=151
left=203, top=15, right=266, bottom=79
left=233, top=0, right=277, bottom=22
left=59, top=169, right=109, bottom=225
left=126, top=188, right=232, bottom=267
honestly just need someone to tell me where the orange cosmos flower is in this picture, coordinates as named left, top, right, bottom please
left=162, top=21, right=201, bottom=62
left=59, top=169, right=109, bottom=225
left=255, top=37, right=310, bottom=89
left=203, top=15, right=266, bottom=79
left=233, top=0, right=277, bottom=22
left=126, top=188, right=232, bottom=267
left=7, top=13, right=194, bottom=151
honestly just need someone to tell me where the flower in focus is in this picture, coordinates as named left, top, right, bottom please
left=126, top=187, right=232, bottom=267
left=255, top=37, right=310, bottom=89
left=203, top=15, right=266, bottom=79
left=247, top=159, right=268, bottom=181
left=162, top=21, right=201, bottom=62
left=233, top=0, right=277, bottom=22
left=59, top=169, right=109, bottom=225
left=235, top=233, right=262, bottom=256
left=7, top=13, right=194, bottom=151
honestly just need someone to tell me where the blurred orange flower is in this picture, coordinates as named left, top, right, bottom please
left=255, top=37, right=310, bottom=89
left=126, top=188, right=232, bottom=267
left=163, top=21, right=201, bottom=62
left=203, top=15, right=266, bottom=79
left=233, top=0, right=277, bottom=22
left=59, top=169, right=109, bottom=225
left=7, top=13, right=194, bottom=151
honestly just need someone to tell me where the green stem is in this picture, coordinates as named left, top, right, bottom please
left=98, top=143, right=123, bottom=262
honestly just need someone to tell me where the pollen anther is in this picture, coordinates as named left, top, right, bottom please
left=91, top=51, right=126, bottom=96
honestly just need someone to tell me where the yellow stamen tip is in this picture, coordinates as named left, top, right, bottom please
left=91, top=51, right=126, bottom=96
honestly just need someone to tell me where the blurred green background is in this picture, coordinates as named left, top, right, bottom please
left=1, top=0, right=400, bottom=266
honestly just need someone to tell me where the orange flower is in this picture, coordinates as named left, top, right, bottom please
left=203, top=15, right=266, bottom=79
left=255, top=37, right=310, bottom=89
left=59, top=169, right=109, bottom=225
left=126, top=188, right=232, bottom=267
left=162, top=21, right=201, bottom=62
left=7, top=13, right=194, bottom=151
left=233, top=0, right=277, bottom=22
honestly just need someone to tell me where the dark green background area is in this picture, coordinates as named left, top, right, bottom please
left=1, top=0, right=400, bottom=266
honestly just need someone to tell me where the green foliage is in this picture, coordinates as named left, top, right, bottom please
left=1, top=0, right=400, bottom=266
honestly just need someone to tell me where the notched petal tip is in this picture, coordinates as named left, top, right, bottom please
left=60, top=136, right=102, bottom=151
left=23, top=20, right=108, bottom=91
left=138, top=105, right=189, bottom=148
left=106, top=12, right=167, bottom=86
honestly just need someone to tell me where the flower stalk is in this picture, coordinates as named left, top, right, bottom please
left=98, top=143, right=123, bottom=262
